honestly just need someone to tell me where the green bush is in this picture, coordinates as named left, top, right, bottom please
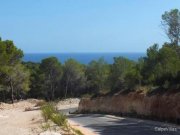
left=51, top=113, right=67, bottom=127
left=41, top=103, right=56, bottom=122
left=41, top=103, right=68, bottom=129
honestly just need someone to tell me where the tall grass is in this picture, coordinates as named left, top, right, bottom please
left=51, top=113, right=67, bottom=127
left=41, top=103, right=84, bottom=135
left=41, top=103, right=67, bottom=127
left=41, top=103, right=56, bottom=122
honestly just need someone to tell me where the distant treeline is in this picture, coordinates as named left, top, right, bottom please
left=0, top=9, right=180, bottom=103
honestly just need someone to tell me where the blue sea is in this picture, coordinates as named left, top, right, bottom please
left=23, top=53, right=146, bottom=64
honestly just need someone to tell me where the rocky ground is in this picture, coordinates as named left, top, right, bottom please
left=0, top=98, right=80, bottom=135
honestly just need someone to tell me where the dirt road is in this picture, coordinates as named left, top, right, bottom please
left=0, top=100, right=43, bottom=135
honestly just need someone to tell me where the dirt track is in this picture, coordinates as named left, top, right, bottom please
left=0, top=98, right=80, bottom=135
left=0, top=100, right=43, bottom=135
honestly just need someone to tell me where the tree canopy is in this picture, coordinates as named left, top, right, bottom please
left=0, top=39, right=29, bottom=103
left=162, top=9, right=180, bottom=45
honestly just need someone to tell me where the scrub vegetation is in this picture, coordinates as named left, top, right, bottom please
left=41, top=103, right=83, bottom=135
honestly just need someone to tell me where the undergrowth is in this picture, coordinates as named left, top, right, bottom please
left=41, top=102, right=84, bottom=135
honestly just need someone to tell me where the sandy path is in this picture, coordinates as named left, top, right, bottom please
left=0, top=100, right=43, bottom=135
left=0, top=98, right=94, bottom=135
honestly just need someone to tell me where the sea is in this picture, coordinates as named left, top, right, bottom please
left=23, top=53, right=146, bottom=64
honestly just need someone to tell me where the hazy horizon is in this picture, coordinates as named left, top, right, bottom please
left=24, top=52, right=146, bottom=54
left=23, top=52, right=146, bottom=64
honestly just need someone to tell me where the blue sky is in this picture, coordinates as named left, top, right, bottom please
left=0, top=0, right=180, bottom=53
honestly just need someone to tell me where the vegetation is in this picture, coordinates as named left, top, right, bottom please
left=41, top=103, right=57, bottom=122
left=41, top=103, right=84, bottom=134
left=0, top=9, right=180, bottom=102
left=0, top=39, right=29, bottom=103
left=41, top=103, right=67, bottom=128
left=161, top=9, right=180, bottom=45
left=39, top=57, right=62, bottom=100
left=51, top=113, right=67, bottom=127
left=61, top=59, right=87, bottom=98
left=72, top=128, right=84, bottom=135
left=108, top=57, right=135, bottom=92
left=86, top=58, right=110, bottom=94
left=41, top=122, right=51, bottom=131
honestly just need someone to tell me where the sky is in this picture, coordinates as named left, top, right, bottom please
left=0, top=0, right=180, bottom=53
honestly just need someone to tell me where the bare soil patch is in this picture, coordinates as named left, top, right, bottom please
left=0, top=98, right=82, bottom=135
left=0, top=99, right=43, bottom=135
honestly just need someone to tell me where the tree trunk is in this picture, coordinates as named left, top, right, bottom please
left=65, top=76, right=70, bottom=99
left=51, top=85, right=55, bottom=100
left=3, top=90, right=5, bottom=102
left=65, top=83, right=68, bottom=99
left=10, top=80, right=14, bottom=104
left=139, top=78, right=142, bottom=86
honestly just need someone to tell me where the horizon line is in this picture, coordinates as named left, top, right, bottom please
left=24, top=52, right=146, bottom=54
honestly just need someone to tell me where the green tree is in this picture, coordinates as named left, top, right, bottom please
left=39, top=57, right=62, bottom=100
left=0, top=40, right=23, bottom=66
left=0, top=39, right=26, bottom=103
left=161, top=9, right=180, bottom=45
left=141, top=44, right=159, bottom=84
left=61, top=59, right=86, bottom=98
left=141, top=43, right=180, bottom=88
left=86, top=58, right=110, bottom=94
left=2, top=64, right=30, bottom=101
left=23, top=62, right=44, bottom=98
left=157, top=44, right=180, bottom=86
left=124, top=58, right=143, bottom=89
left=109, top=57, right=135, bottom=91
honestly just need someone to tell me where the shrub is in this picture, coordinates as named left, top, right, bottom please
left=51, top=113, right=67, bottom=127
left=41, top=102, right=69, bottom=130
left=41, top=103, right=56, bottom=122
